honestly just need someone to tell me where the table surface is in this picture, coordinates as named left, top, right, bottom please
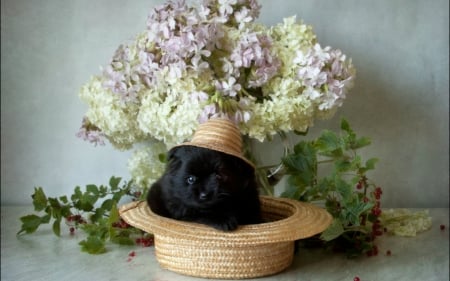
left=1, top=206, right=449, bottom=281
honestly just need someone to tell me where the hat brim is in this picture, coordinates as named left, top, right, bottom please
left=119, top=196, right=332, bottom=279
left=119, top=196, right=332, bottom=244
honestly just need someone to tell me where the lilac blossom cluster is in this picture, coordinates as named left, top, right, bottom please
left=77, top=0, right=355, bottom=188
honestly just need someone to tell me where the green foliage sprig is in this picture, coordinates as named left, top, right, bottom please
left=281, top=118, right=383, bottom=258
left=17, top=177, right=153, bottom=254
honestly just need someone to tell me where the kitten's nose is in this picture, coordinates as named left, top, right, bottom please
left=199, top=192, right=208, bottom=200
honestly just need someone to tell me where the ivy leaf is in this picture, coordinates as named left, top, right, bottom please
left=52, top=220, right=61, bottom=237
left=71, top=186, right=83, bottom=202
left=109, top=176, right=122, bottom=191
left=365, top=158, right=379, bottom=170
left=351, top=136, right=371, bottom=149
left=17, top=215, right=43, bottom=235
left=341, top=201, right=374, bottom=226
left=100, top=199, right=114, bottom=211
left=31, top=187, right=47, bottom=211
left=282, top=141, right=316, bottom=177
left=316, top=130, right=344, bottom=157
left=59, top=195, right=69, bottom=204
left=79, top=236, right=107, bottom=254
left=111, top=235, right=135, bottom=246
left=335, top=177, right=352, bottom=202
left=86, top=184, right=99, bottom=196
left=334, top=158, right=353, bottom=173
left=340, top=118, right=352, bottom=134
left=158, top=153, right=167, bottom=163
left=320, top=218, right=345, bottom=241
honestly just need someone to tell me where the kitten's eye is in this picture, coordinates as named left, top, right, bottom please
left=215, top=172, right=228, bottom=182
left=186, top=175, right=197, bottom=185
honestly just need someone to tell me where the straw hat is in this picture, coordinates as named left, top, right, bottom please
left=119, top=196, right=332, bottom=279
left=172, top=117, right=255, bottom=168
left=118, top=117, right=333, bottom=278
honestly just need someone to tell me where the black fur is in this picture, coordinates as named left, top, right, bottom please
left=147, top=145, right=261, bottom=231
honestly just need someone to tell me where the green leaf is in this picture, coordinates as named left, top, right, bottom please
left=282, top=141, right=316, bottom=174
left=109, top=177, right=122, bottom=191
left=100, top=199, right=114, bottom=211
left=86, top=184, right=99, bottom=196
left=320, top=219, right=345, bottom=241
left=365, top=158, right=379, bottom=170
left=158, top=153, right=167, bottom=163
left=98, top=185, right=108, bottom=196
left=340, top=118, right=351, bottom=134
left=40, top=214, right=51, bottom=224
left=17, top=215, right=42, bottom=235
left=52, top=220, right=61, bottom=237
left=335, top=177, right=352, bottom=202
left=71, top=186, right=83, bottom=201
left=79, top=193, right=98, bottom=212
left=90, top=208, right=105, bottom=223
left=79, top=236, right=107, bottom=254
left=59, top=195, right=68, bottom=204
left=351, top=136, right=371, bottom=149
left=32, top=187, right=47, bottom=211
left=315, top=130, right=344, bottom=156
left=111, top=235, right=135, bottom=246
left=108, top=202, right=119, bottom=224
left=48, top=197, right=61, bottom=209
left=334, top=158, right=353, bottom=173
left=341, top=201, right=374, bottom=226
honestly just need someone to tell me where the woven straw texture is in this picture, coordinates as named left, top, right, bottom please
left=173, top=118, right=255, bottom=168
left=119, top=196, right=332, bottom=279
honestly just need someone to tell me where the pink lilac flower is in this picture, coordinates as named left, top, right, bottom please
left=215, top=76, right=242, bottom=97
left=76, top=117, right=106, bottom=146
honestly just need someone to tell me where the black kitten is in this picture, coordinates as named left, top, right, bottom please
left=147, top=145, right=261, bottom=231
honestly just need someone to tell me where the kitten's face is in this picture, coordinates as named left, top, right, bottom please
left=166, top=146, right=253, bottom=207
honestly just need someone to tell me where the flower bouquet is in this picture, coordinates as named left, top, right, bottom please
left=76, top=0, right=356, bottom=189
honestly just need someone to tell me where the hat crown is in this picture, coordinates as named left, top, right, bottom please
left=190, top=118, right=243, bottom=155
left=178, top=118, right=254, bottom=168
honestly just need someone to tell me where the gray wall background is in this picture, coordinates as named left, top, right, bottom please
left=1, top=0, right=448, bottom=207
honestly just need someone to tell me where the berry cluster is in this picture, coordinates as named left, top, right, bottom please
left=65, top=214, right=87, bottom=224
left=112, top=219, right=131, bottom=229
left=135, top=235, right=154, bottom=247
left=65, top=214, right=87, bottom=235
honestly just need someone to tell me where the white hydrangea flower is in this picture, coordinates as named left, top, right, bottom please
left=128, top=142, right=167, bottom=189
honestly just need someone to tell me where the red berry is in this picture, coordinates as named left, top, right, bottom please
left=354, top=277, right=361, bottom=281
left=440, top=224, right=445, bottom=230
left=372, top=207, right=382, bottom=217
left=69, top=227, right=75, bottom=235
left=129, top=251, right=136, bottom=257
left=356, top=182, right=363, bottom=190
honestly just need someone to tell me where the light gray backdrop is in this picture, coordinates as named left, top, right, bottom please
left=1, top=0, right=448, bottom=207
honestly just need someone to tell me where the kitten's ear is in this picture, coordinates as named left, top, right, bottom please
left=168, top=146, right=190, bottom=159
left=168, top=147, right=180, bottom=160
left=166, top=147, right=183, bottom=173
